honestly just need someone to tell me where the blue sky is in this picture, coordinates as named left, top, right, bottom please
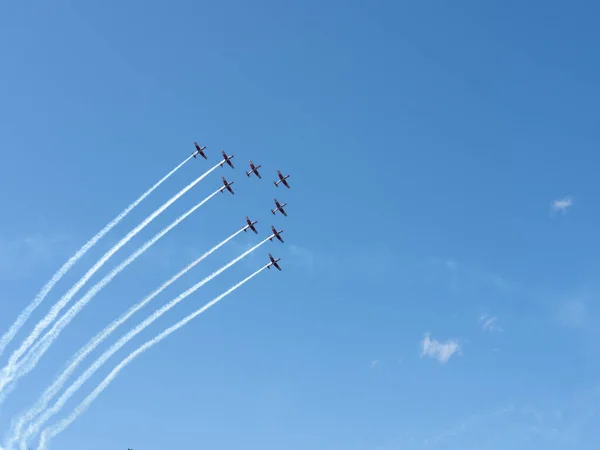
left=1, top=0, right=599, bottom=449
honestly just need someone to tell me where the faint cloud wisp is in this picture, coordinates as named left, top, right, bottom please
left=551, top=197, right=572, bottom=214
left=478, top=314, right=503, bottom=332
left=419, top=333, right=461, bottom=364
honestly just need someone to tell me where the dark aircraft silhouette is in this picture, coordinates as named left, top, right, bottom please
left=220, top=176, right=234, bottom=194
left=269, top=225, right=284, bottom=243
left=220, top=150, right=234, bottom=168
left=246, top=160, right=262, bottom=178
left=273, top=169, right=290, bottom=188
left=193, top=142, right=207, bottom=159
left=267, top=253, right=282, bottom=271
left=271, top=198, right=287, bottom=216
left=244, top=216, right=258, bottom=234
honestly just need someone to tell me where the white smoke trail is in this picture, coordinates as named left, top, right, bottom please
left=19, top=237, right=271, bottom=449
left=0, top=185, right=222, bottom=402
left=36, top=264, right=267, bottom=450
left=0, top=155, right=192, bottom=359
left=7, top=226, right=246, bottom=448
left=0, top=160, right=219, bottom=376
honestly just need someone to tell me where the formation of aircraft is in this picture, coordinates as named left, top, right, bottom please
left=220, top=176, right=235, bottom=195
left=245, top=160, right=262, bottom=179
left=271, top=198, right=287, bottom=216
left=192, top=141, right=293, bottom=271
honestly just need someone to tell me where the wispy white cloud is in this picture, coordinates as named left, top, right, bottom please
left=370, top=359, right=380, bottom=368
left=479, top=313, right=503, bottom=332
left=419, top=333, right=461, bottom=364
left=551, top=196, right=573, bottom=213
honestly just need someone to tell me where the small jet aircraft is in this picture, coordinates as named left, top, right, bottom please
left=271, top=198, right=287, bottom=217
left=269, top=225, right=284, bottom=243
left=220, top=176, right=235, bottom=195
left=193, top=142, right=207, bottom=159
left=220, top=150, right=234, bottom=168
left=267, top=253, right=282, bottom=271
left=244, top=216, right=258, bottom=234
left=274, top=169, right=290, bottom=188
left=245, top=160, right=262, bottom=179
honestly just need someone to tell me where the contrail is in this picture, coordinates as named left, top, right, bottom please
left=0, top=155, right=192, bottom=359
left=0, top=185, right=222, bottom=403
left=18, top=237, right=271, bottom=449
left=7, top=226, right=246, bottom=448
left=36, top=264, right=267, bottom=450
left=0, top=160, right=219, bottom=385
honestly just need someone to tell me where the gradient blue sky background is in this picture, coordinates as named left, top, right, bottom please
left=1, top=1, right=599, bottom=449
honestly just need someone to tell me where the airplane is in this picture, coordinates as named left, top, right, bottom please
left=220, top=150, right=234, bottom=168
left=220, top=176, right=235, bottom=195
left=273, top=169, right=290, bottom=188
left=267, top=253, right=282, bottom=271
left=269, top=225, right=284, bottom=243
left=244, top=216, right=258, bottom=234
left=271, top=198, right=287, bottom=216
left=193, top=142, right=207, bottom=159
left=245, top=160, right=262, bottom=179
